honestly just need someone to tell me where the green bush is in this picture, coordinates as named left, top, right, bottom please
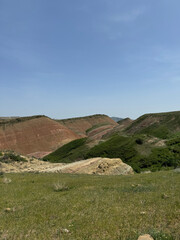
left=0, top=153, right=27, bottom=163
left=135, top=138, right=143, bottom=145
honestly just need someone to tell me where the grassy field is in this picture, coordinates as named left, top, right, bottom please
left=0, top=171, right=180, bottom=239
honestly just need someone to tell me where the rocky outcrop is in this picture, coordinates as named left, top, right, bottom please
left=0, top=155, right=134, bottom=175
left=137, top=234, right=154, bottom=240
left=57, top=157, right=134, bottom=175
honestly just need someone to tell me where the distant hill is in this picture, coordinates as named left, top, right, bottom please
left=111, top=117, right=123, bottom=122
left=57, top=114, right=118, bottom=137
left=1, top=111, right=180, bottom=173
left=125, top=111, right=180, bottom=139
left=44, top=111, right=180, bottom=172
left=0, top=116, right=79, bottom=157
left=0, top=114, right=117, bottom=157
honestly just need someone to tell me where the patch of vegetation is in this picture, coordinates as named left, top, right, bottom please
left=53, top=182, right=69, bottom=192
left=43, top=138, right=89, bottom=163
left=0, top=153, right=27, bottom=163
left=0, top=171, right=179, bottom=239
left=148, top=229, right=175, bottom=240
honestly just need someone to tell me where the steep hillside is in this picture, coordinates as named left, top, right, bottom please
left=0, top=116, right=79, bottom=157
left=125, top=111, right=180, bottom=138
left=57, top=114, right=118, bottom=137
left=43, top=138, right=88, bottom=163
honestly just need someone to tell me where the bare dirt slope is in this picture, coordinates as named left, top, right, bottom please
left=57, top=114, right=118, bottom=137
left=0, top=117, right=79, bottom=157
left=0, top=156, right=133, bottom=175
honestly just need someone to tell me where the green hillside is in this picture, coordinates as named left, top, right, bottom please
left=43, top=134, right=180, bottom=172
left=43, top=138, right=89, bottom=163
left=125, top=111, right=180, bottom=139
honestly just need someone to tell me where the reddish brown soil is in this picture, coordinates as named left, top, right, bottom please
left=58, top=115, right=118, bottom=137
left=88, top=125, right=115, bottom=141
left=0, top=117, right=79, bottom=156
left=101, top=118, right=134, bottom=139
left=117, top=118, right=134, bottom=131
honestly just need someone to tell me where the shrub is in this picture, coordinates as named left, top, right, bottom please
left=3, top=177, right=12, bottom=184
left=0, top=153, right=27, bottom=163
left=53, top=182, right=69, bottom=192
left=135, top=138, right=143, bottom=145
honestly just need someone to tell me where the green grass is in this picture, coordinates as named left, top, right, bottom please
left=43, top=138, right=89, bottom=163
left=0, top=171, right=179, bottom=239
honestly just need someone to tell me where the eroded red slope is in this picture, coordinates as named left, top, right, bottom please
left=58, top=114, right=118, bottom=137
left=0, top=117, right=79, bottom=157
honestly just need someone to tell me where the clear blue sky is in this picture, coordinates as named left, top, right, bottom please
left=0, top=0, right=180, bottom=119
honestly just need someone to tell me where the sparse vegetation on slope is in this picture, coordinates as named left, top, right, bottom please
left=0, top=171, right=179, bottom=239
left=0, top=152, right=27, bottom=163
left=0, top=115, right=46, bottom=127
left=126, top=111, right=180, bottom=139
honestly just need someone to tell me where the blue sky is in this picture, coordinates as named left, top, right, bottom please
left=0, top=0, right=180, bottom=119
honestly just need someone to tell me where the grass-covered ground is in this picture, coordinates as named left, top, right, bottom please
left=0, top=171, right=179, bottom=239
